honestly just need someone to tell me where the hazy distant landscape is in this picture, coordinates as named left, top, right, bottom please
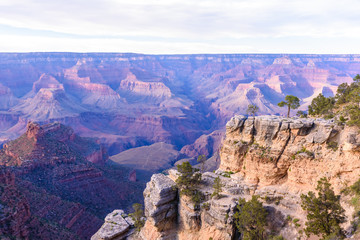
left=0, top=53, right=358, bottom=165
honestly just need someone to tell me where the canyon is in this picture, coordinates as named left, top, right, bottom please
left=1, top=53, right=360, bottom=239
left=0, top=53, right=359, bottom=161
left=0, top=122, right=144, bottom=239
left=93, top=115, right=360, bottom=240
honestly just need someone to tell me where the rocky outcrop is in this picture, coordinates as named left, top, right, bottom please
left=92, top=210, right=134, bottom=240
left=32, top=74, right=64, bottom=93
left=1, top=121, right=108, bottom=167
left=180, top=130, right=224, bottom=158
left=94, top=115, right=360, bottom=240
left=139, top=174, right=178, bottom=240
left=118, top=72, right=172, bottom=100
left=11, top=88, right=86, bottom=121
left=0, top=122, right=145, bottom=239
left=220, top=115, right=360, bottom=193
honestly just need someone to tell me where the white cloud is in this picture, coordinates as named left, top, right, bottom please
left=0, top=0, right=360, bottom=53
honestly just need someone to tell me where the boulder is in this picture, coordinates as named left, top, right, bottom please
left=91, top=210, right=131, bottom=240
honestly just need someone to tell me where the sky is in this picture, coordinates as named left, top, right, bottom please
left=0, top=0, right=360, bottom=54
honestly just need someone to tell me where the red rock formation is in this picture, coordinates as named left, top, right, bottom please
left=0, top=122, right=144, bottom=239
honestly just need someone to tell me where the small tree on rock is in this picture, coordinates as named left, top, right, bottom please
left=176, top=161, right=203, bottom=208
left=211, top=176, right=223, bottom=199
left=301, top=178, right=346, bottom=239
left=296, top=110, right=307, bottom=118
left=308, top=93, right=335, bottom=117
left=278, top=95, right=300, bottom=118
left=233, top=196, right=268, bottom=240
left=247, top=104, right=259, bottom=117
left=129, top=203, right=145, bottom=232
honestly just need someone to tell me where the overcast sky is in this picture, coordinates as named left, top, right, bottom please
left=0, top=0, right=360, bottom=54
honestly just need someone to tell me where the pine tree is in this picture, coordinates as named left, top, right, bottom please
left=211, top=176, right=223, bottom=199
left=233, top=196, right=268, bottom=240
left=278, top=95, right=300, bottom=118
left=247, top=104, right=259, bottom=117
left=308, top=93, right=335, bottom=117
left=301, top=178, right=345, bottom=239
left=176, top=161, right=203, bottom=207
left=129, top=203, right=145, bottom=232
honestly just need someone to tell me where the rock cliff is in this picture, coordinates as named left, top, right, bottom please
left=94, top=115, right=360, bottom=240
left=0, top=122, right=145, bottom=239
left=219, top=115, right=360, bottom=193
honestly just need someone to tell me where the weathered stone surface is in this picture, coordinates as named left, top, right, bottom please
left=225, top=115, right=246, bottom=132
left=220, top=116, right=360, bottom=192
left=139, top=174, right=178, bottom=240
left=91, top=210, right=130, bottom=240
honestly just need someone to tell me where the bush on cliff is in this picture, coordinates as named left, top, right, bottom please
left=129, top=203, right=145, bottom=232
left=211, top=176, right=223, bottom=199
left=176, top=161, right=203, bottom=208
left=307, top=74, right=360, bottom=128
left=233, top=195, right=268, bottom=240
left=247, top=104, right=259, bottom=117
left=301, top=178, right=345, bottom=240
left=308, top=93, right=335, bottom=117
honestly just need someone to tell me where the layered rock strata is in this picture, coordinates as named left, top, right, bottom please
left=94, top=115, right=360, bottom=240
left=220, top=115, right=360, bottom=193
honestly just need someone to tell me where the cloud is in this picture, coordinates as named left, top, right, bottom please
left=0, top=0, right=360, bottom=53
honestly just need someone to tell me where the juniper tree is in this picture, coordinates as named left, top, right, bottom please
left=301, top=178, right=345, bottom=239
left=247, top=104, right=259, bottom=117
left=233, top=196, right=268, bottom=240
left=211, top=176, right=223, bottom=199
left=129, top=203, right=145, bottom=232
left=308, top=93, right=335, bottom=117
left=278, top=95, right=300, bottom=118
left=176, top=161, right=203, bottom=207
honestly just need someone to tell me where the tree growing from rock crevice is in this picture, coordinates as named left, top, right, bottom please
left=301, top=178, right=345, bottom=240
left=129, top=203, right=145, bottom=232
left=211, top=176, right=223, bottom=199
left=233, top=195, right=268, bottom=240
left=278, top=95, right=300, bottom=118
left=176, top=161, right=203, bottom=208
left=247, top=104, right=259, bottom=117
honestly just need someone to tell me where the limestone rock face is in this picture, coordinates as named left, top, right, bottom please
left=139, top=174, right=178, bottom=240
left=94, top=115, right=360, bottom=240
left=91, top=210, right=131, bottom=240
left=219, top=115, right=360, bottom=192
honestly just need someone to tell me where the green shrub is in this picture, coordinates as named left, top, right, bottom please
left=326, top=141, right=338, bottom=151
left=211, top=176, right=223, bottom=199
left=301, top=178, right=345, bottom=239
left=176, top=161, right=203, bottom=208
left=129, top=203, right=145, bottom=232
left=233, top=196, right=268, bottom=240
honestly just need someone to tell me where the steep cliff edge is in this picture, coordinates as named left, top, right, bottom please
left=94, top=115, right=360, bottom=240
left=219, top=115, right=360, bottom=193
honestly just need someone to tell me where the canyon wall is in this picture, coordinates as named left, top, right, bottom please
left=94, top=115, right=360, bottom=240
left=1, top=53, right=360, bottom=159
